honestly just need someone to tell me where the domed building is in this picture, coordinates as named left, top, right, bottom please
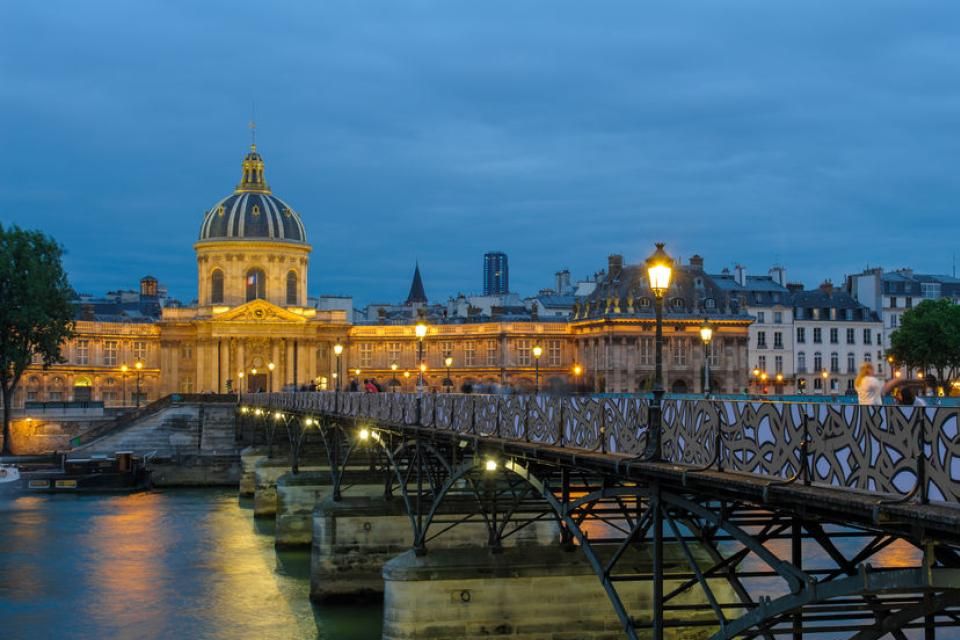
left=158, top=146, right=350, bottom=396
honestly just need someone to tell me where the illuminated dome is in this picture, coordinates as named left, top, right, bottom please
left=198, top=146, right=306, bottom=244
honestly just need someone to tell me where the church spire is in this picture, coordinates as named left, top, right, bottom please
left=405, top=262, right=428, bottom=305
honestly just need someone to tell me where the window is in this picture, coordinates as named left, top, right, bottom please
left=847, top=353, right=856, bottom=374
left=180, top=378, right=194, bottom=394
left=890, top=297, right=897, bottom=309
left=906, top=297, right=913, bottom=308
left=387, top=342, right=402, bottom=366
left=671, top=298, right=684, bottom=311
left=464, top=342, right=476, bottom=367
left=796, top=327, right=806, bottom=344
left=876, top=333, right=882, bottom=346
left=773, top=311, right=783, bottom=324
left=890, top=314, right=898, bottom=329
left=830, top=352, right=839, bottom=373
left=757, top=331, right=767, bottom=349
left=797, top=352, right=806, bottom=373
left=245, top=268, right=266, bottom=302
left=133, top=341, right=147, bottom=362
left=548, top=340, right=561, bottom=367
left=922, top=282, right=941, bottom=299
left=516, top=339, right=531, bottom=366
left=359, top=343, right=373, bottom=368
left=639, top=338, right=652, bottom=366
left=49, top=377, right=64, bottom=401
left=758, top=355, right=767, bottom=372
left=846, top=328, right=855, bottom=344
left=864, top=353, right=872, bottom=363
left=286, top=271, right=298, bottom=305
left=76, top=340, right=89, bottom=365
left=486, top=341, right=498, bottom=366
left=774, top=332, right=783, bottom=349
left=211, top=269, right=224, bottom=304
left=830, top=328, right=838, bottom=344
left=103, top=340, right=118, bottom=366
left=813, top=352, right=822, bottom=372
left=813, top=328, right=822, bottom=344
left=707, top=339, right=720, bottom=367
left=813, top=377, right=822, bottom=391
left=672, top=339, right=687, bottom=366
left=863, top=328, right=872, bottom=345
left=775, top=355, right=783, bottom=374
left=756, top=311, right=765, bottom=324
left=180, top=344, right=193, bottom=360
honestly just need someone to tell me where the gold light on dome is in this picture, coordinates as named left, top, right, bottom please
left=645, top=242, right=674, bottom=298
left=333, top=343, right=344, bottom=356
left=484, top=459, right=498, bottom=472
left=415, top=322, right=428, bottom=339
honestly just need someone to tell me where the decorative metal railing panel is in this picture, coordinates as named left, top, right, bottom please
left=243, top=392, right=960, bottom=504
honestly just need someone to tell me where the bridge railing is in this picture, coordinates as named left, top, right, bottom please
left=243, top=392, right=960, bottom=505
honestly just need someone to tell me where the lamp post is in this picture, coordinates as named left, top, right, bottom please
left=120, top=364, right=128, bottom=407
left=821, top=369, right=829, bottom=395
left=444, top=356, right=453, bottom=392
left=644, top=242, right=673, bottom=461
left=572, top=364, right=583, bottom=393
left=237, top=371, right=244, bottom=402
left=752, top=366, right=761, bottom=393
left=415, top=321, right=428, bottom=391
left=134, top=361, right=144, bottom=408
left=532, top=345, right=543, bottom=393
left=333, top=342, right=344, bottom=392
left=699, top=320, right=713, bottom=396
left=775, top=372, right=784, bottom=393
left=354, top=368, right=361, bottom=388
left=391, top=362, right=398, bottom=391
left=404, top=370, right=411, bottom=390
left=760, top=372, right=768, bottom=394
left=267, top=361, right=275, bottom=393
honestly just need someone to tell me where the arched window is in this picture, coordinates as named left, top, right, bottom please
left=286, top=270, right=298, bottom=305
left=211, top=269, right=224, bottom=304
left=245, top=268, right=266, bottom=302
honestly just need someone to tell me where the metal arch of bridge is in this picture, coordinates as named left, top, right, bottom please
left=244, top=392, right=960, bottom=639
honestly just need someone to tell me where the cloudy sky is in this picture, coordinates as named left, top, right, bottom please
left=2, top=1, right=960, bottom=306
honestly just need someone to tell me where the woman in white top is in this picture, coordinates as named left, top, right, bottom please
left=854, top=363, right=898, bottom=405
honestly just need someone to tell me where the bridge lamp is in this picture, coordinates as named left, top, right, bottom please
left=699, top=320, right=713, bottom=396
left=644, top=242, right=673, bottom=461
left=415, top=321, right=428, bottom=391
left=267, top=361, right=275, bottom=392
left=333, top=342, right=344, bottom=392
left=120, top=364, right=129, bottom=407
left=304, top=418, right=314, bottom=427
left=532, top=345, right=543, bottom=393
left=358, top=427, right=370, bottom=441
left=254, top=408, right=262, bottom=416
left=444, top=356, right=453, bottom=392
left=484, top=458, right=498, bottom=472
left=572, top=363, right=583, bottom=393
left=135, top=360, right=144, bottom=408
left=274, top=411, right=283, bottom=421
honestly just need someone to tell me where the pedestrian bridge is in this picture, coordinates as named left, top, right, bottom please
left=243, top=391, right=960, bottom=639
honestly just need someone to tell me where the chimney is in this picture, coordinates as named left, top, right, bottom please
left=689, top=255, right=704, bottom=271
left=819, top=280, right=834, bottom=295
left=608, top=255, right=624, bottom=281
left=769, top=265, right=786, bottom=286
left=555, top=269, right=571, bottom=294
left=734, top=264, right=747, bottom=286
left=786, top=282, right=804, bottom=293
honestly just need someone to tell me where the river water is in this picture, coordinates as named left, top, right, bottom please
left=0, top=489, right=382, bottom=640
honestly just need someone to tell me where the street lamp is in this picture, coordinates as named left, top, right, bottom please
left=120, top=364, right=128, bottom=407
left=354, top=368, right=361, bottom=388
left=699, top=319, right=713, bottom=396
left=237, top=371, right=244, bottom=402
left=821, top=369, right=829, bottom=395
left=444, top=356, right=453, bottom=392
left=532, top=345, right=543, bottom=393
left=415, top=321, right=428, bottom=391
left=572, top=363, right=583, bottom=393
left=267, top=361, right=275, bottom=393
left=333, top=342, right=344, bottom=392
left=134, top=361, right=144, bottom=408
left=644, top=242, right=673, bottom=461
left=404, top=370, right=411, bottom=390
left=391, top=361, right=399, bottom=391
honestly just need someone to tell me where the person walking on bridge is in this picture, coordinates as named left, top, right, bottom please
left=854, top=363, right=899, bottom=405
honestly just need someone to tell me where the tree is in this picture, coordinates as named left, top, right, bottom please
left=888, top=298, right=960, bottom=388
left=0, top=225, right=75, bottom=455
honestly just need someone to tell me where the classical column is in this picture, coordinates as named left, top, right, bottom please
left=237, top=341, right=245, bottom=387
left=271, top=340, right=281, bottom=392
left=219, top=339, right=229, bottom=393
left=285, top=340, right=294, bottom=387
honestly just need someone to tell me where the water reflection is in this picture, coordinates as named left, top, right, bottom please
left=0, top=489, right=382, bottom=640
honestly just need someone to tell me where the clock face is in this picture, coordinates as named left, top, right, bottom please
left=254, top=309, right=265, bottom=320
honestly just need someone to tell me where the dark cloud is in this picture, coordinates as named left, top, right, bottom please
left=3, top=1, right=960, bottom=306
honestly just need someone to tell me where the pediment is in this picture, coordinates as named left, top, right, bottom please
left=212, top=299, right=308, bottom=324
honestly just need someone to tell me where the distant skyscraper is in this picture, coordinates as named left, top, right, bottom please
left=483, top=252, right=509, bottom=295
